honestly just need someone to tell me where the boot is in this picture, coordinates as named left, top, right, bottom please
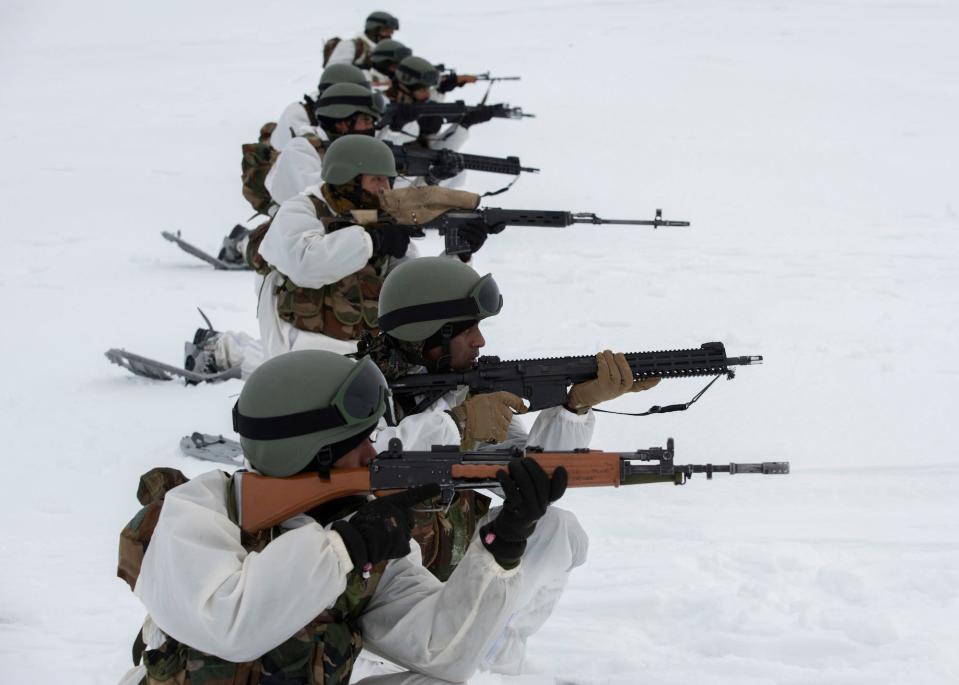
left=217, top=224, right=251, bottom=265
left=184, top=327, right=222, bottom=380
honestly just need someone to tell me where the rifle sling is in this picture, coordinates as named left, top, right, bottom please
left=481, top=174, right=521, bottom=198
left=593, top=373, right=724, bottom=417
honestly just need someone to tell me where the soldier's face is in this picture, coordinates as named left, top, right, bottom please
left=333, top=114, right=376, bottom=136
left=424, top=323, right=486, bottom=371
left=333, top=438, right=376, bottom=469
left=411, top=86, right=431, bottom=102
left=360, top=174, right=392, bottom=194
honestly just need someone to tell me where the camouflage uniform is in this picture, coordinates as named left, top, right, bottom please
left=119, top=469, right=386, bottom=685
left=271, top=185, right=387, bottom=342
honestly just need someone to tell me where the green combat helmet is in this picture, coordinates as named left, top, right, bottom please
left=365, top=11, right=400, bottom=40
left=395, top=55, right=440, bottom=89
left=233, top=350, right=387, bottom=477
left=370, top=39, right=412, bottom=75
left=377, top=256, right=503, bottom=343
left=321, top=135, right=397, bottom=185
left=318, top=63, right=370, bottom=95
left=314, top=82, right=383, bottom=123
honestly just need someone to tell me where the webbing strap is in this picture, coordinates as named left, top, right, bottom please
left=593, top=374, right=725, bottom=417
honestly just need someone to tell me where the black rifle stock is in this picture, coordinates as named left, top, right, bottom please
left=404, top=207, right=689, bottom=255
left=238, top=437, right=789, bottom=533
left=388, top=342, right=762, bottom=412
left=384, top=142, right=539, bottom=178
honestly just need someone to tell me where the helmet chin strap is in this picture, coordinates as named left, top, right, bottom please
left=435, top=323, right=454, bottom=373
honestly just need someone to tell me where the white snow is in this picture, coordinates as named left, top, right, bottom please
left=1, top=0, right=957, bottom=683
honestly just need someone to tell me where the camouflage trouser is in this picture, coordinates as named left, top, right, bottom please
left=412, top=491, right=491, bottom=581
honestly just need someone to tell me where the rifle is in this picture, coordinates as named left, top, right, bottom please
left=324, top=206, right=689, bottom=256
left=408, top=207, right=689, bottom=255
left=383, top=141, right=539, bottom=178
left=237, top=438, right=789, bottom=534
left=473, top=72, right=521, bottom=82
left=432, top=65, right=521, bottom=82
left=387, top=342, right=762, bottom=413
left=379, top=100, right=533, bottom=130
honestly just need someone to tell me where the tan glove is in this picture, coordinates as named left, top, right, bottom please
left=566, top=350, right=661, bottom=412
left=450, top=391, right=528, bottom=446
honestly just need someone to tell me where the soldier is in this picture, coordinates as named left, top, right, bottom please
left=265, top=82, right=384, bottom=207
left=367, top=256, right=662, bottom=452
left=119, top=349, right=570, bottom=684
left=379, top=55, right=483, bottom=153
left=369, top=38, right=412, bottom=86
left=353, top=256, right=655, bottom=672
left=270, top=63, right=371, bottom=153
left=324, top=11, right=399, bottom=70
left=254, top=135, right=413, bottom=361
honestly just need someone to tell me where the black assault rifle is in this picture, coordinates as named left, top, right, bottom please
left=384, top=141, right=538, bottom=178
left=387, top=342, right=762, bottom=414
left=411, top=207, right=689, bottom=255
left=379, top=100, right=533, bottom=130
left=238, top=437, right=789, bottom=533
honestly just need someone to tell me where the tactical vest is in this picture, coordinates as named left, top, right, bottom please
left=274, top=195, right=386, bottom=342
left=118, top=468, right=386, bottom=685
left=241, top=122, right=280, bottom=215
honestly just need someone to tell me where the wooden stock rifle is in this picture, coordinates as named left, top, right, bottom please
left=237, top=438, right=789, bottom=534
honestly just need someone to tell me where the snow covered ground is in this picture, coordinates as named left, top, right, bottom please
left=1, top=0, right=957, bottom=682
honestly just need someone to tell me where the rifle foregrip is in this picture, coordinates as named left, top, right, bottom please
left=451, top=453, right=622, bottom=488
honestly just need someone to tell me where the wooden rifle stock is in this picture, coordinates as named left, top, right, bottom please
left=239, top=468, right=371, bottom=534
left=238, top=451, right=623, bottom=534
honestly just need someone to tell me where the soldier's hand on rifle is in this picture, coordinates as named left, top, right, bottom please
left=565, top=350, right=638, bottom=412
left=480, top=458, right=567, bottom=569
left=630, top=377, right=661, bottom=392
left=332, top=484, right=442, bottom=574
left=455, top=217, right=505, bottom=261
left=390, top=103, right=419, bottom=129
left=450, top=391, right=528, bottom=446
left=366, top=225, right=411, bottom=258
left=438, top=72, right=479, bottom=93
left=425, top=149, right=465, bottom=185
left=459, top=105, right=495, bottom=128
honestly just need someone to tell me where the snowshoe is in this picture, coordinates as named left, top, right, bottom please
left=161, top=230, right=251, bottom=271
left=179, top=432, right=243, bottom=465
left=105, top=348, right=241, bottom=384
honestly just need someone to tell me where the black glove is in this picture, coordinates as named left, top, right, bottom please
left=459, top=106, right=495, bottom=129
left=480, top=458, right=567, bottom=569
left=425, top=149, right=465, bottom=185
left=455, top=219, right=490, bottom=260
left=454, top=217, right=506, bottom=261
left=366, top=226, right=410, bottom=258
left=332, top=484, right=441, bottom=574
left=389, top=103, right=419, bottom=129
left=417, top=115, right=444, bottom=137
left=437, top=71, right=460, bottom=94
